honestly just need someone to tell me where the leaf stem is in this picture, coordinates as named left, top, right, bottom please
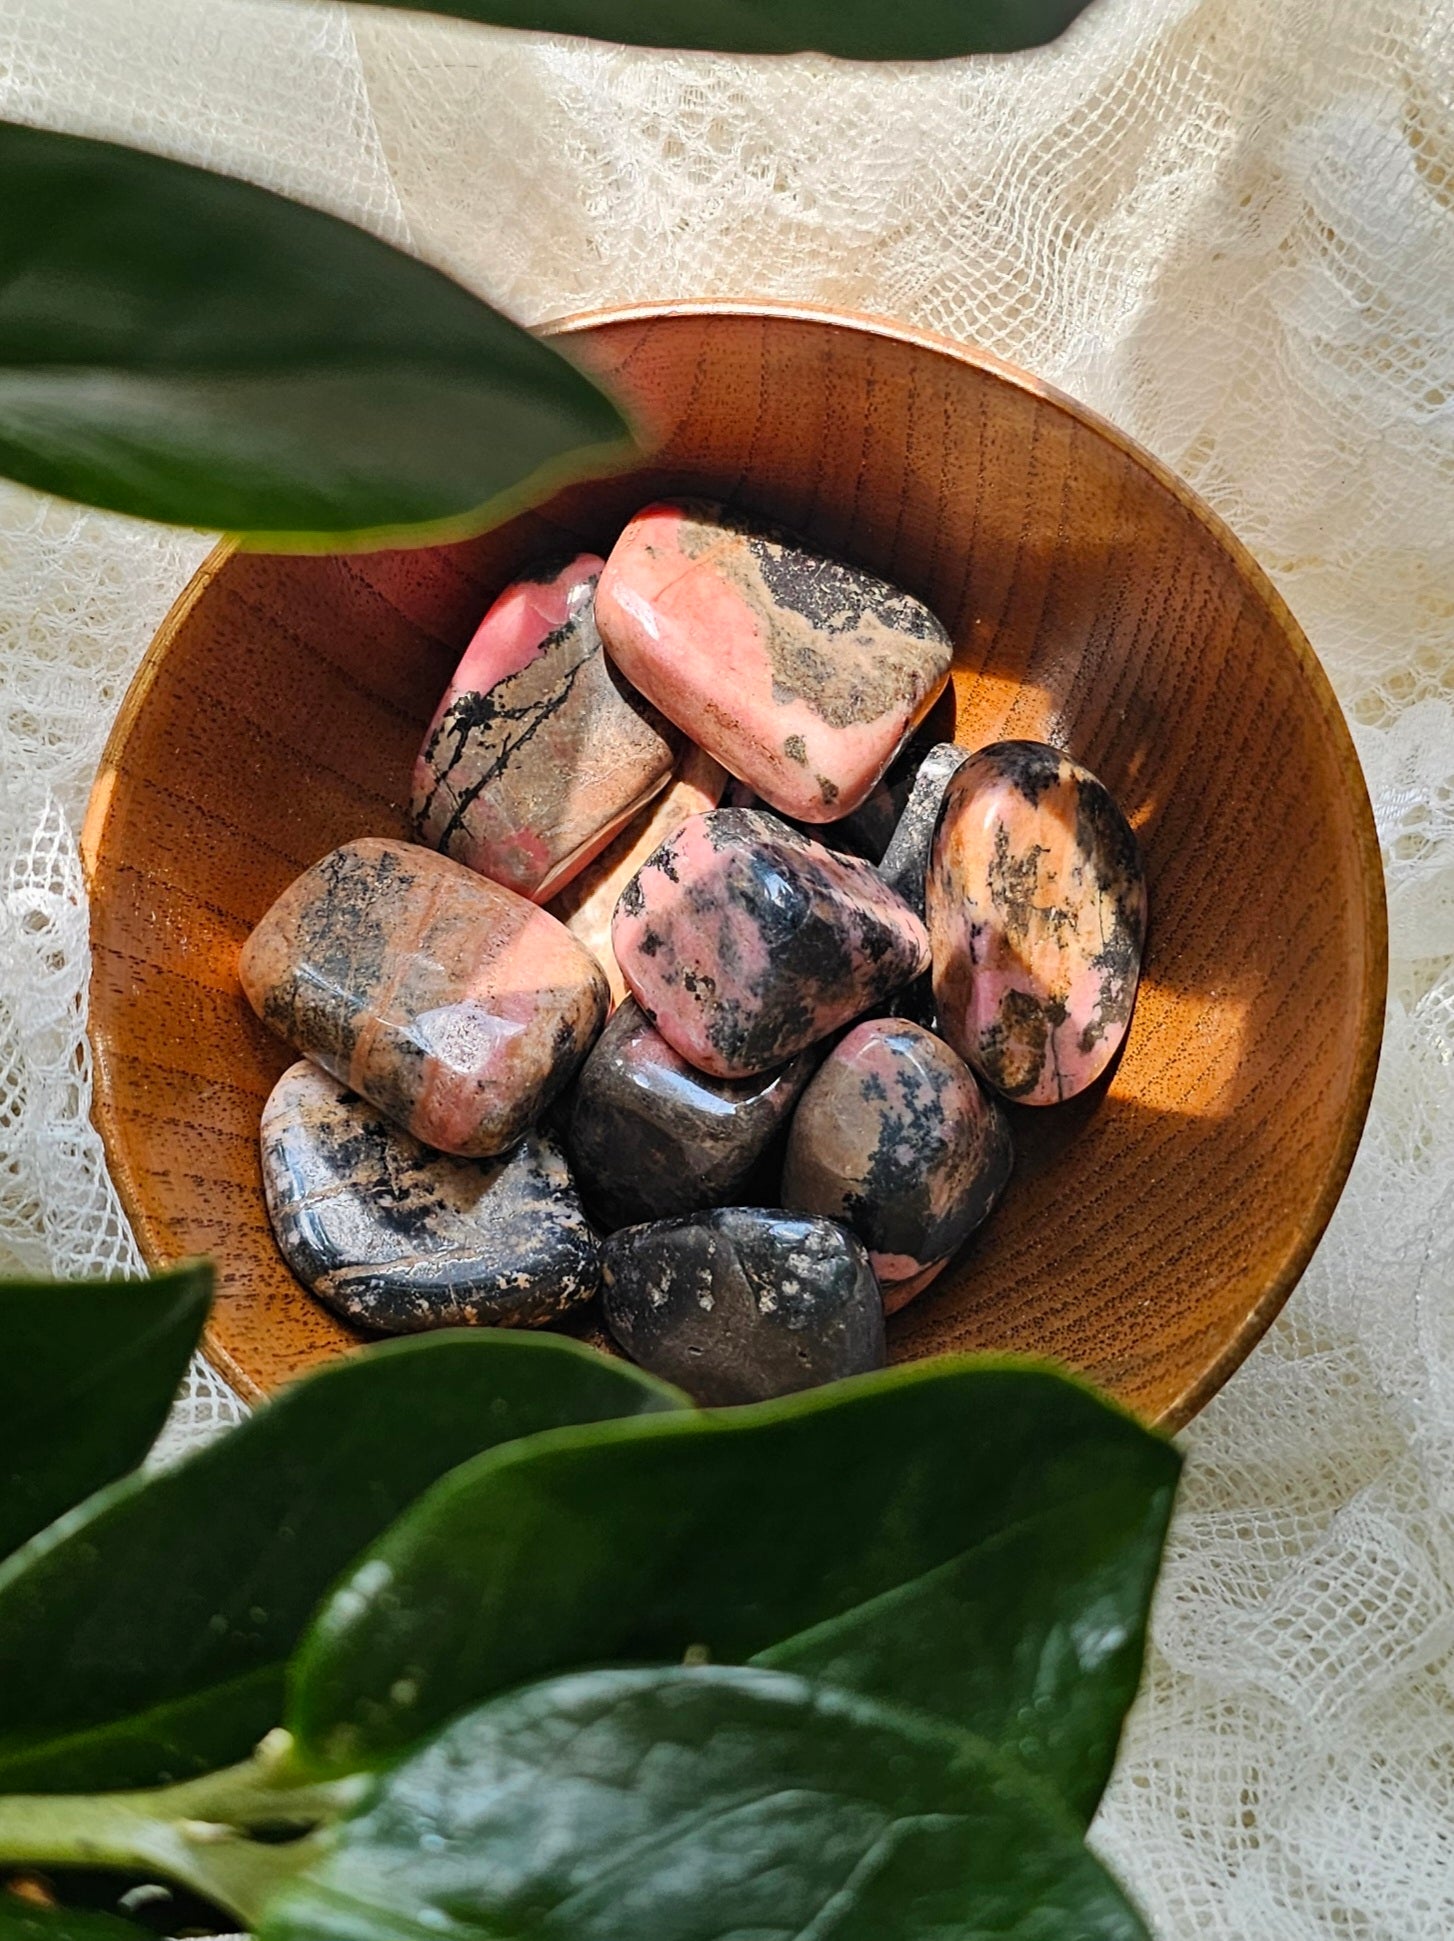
left=0, top=1733, right=366, bottom=1927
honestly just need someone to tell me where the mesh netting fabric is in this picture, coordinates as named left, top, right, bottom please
left=1, top=0, right=1452, bottom=1931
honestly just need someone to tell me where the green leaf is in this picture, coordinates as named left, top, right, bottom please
left=0, top=1264, right=209, bottom=1564
left=0, top=122, right=630, bottom=544
left=755, top=1471, right=1174, bottom=1822
left=289, top=1359, right=1178, bottom=1819
left=353, top=0, right=1097, bottom=59
left=0, top=1906, right=151, bottom=1941
left=0, top=1333, right=683, bottom=1793
left=262, top=1666, right=1150, bottom=1941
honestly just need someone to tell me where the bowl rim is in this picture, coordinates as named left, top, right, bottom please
left=84, top=297, right=1388, bottom=1428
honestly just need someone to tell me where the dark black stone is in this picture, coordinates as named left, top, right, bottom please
left=876, top=742, right=969, bottom=919
left=261, top=1060, right=599, bottom=1333
left=602, top=1207, right=885, bottom=1404
left=565, top=999, right=814, bottom=1229
left=888, top=975, right=940, bottom=1032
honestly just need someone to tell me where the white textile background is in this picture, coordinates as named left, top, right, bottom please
left=1, top=0, right=1452, bottom=1932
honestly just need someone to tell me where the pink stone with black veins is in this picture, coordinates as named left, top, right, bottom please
left=595, top=500, right=952, bottom=823
left=781, top=1018, right=1012, bottom=1313
left=412, top=552, right=679, bottom=901
left=611, top=808, right=931, bottom=1078
left=239, top=839, right=608, bottom=1157
left=927, top=741, right=1147, bottom=1106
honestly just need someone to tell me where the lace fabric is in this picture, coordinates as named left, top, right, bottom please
left=1, top=0, right=1451, bottom=1929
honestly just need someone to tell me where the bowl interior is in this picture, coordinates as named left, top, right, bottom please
left=83, top=304, right=1385, bottom=1426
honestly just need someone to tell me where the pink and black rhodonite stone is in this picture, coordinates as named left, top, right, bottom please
left=928, top=741, right=1147, bottom=1106
left=261, top=1061, right=599, bottom=1332
left=781, top=1018, right=1012, bottom=1312
left=601, top=1207, right=885, bottom=1404
left=239, top=839, right=608, bottom=1156
left=595, top=501, right=952, bottom=823
left=565, top=997, right=815, bottom=1228
left=611, top=809, right=931, bottom=1078
left=412, top=552, right=678, bottom=901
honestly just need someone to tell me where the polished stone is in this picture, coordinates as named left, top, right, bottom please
left=927, top=741, right=1147, bottom=1105
left=877, top=742, right=970, bottom=919
left=239, top=839, right=608, bottom=1156
left=726, top=723, right=946, bottom=862
left=595, top=500, right=951, bottom=822
left=611, top=808, right=931, bottom=1078
left=602, top=1207, right=885, bottom=1404
left=261, top=1060, right=599, bottom=1332
left=781, top=1018, right=1012, bottom=1311
left=550, top=742, right=727, bottom=1008
left=565, top=998, right=814, bottom=1228
left=831, top=721, right=948, bottom=861
left=412, top=552, right=678, bottom=901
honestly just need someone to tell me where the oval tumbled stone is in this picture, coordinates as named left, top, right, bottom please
left=565, top=998, right=815, bottom=1228
left=781, top=1018, right=1012, bottom=1312
left=412, top=552, right=678, bottom=901
left=611, top=809, right=930, bottom=1078
left=602, top=1208, right=885, bottom=1405
left=261, top=1061, right=599, bottom=1332
left=239, top=839, right=608, bottom=1156
left=927, top=742, right=1147, bottom=1105
left=595, top=500, right=951, bottom=823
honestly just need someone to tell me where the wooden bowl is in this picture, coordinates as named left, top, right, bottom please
left=82, top=302, right=1386, bottom=1427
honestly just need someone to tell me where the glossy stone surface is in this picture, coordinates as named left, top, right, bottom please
left=551, top=742, right=727, bottom=1007
left=831, top=721, right=947, bottom=861
left=566, top=998, right=815, bottom=1228
left=877, top=742, right=970, bottom=919
left=595, top=500, right=952, bottom=822
left=412, top=552, right=678, bottom=901
left=612, top=809, right=931, bottom=1078
left=261, top=1061, right=599, bottom=1332
left=602, top=1207, right=885, bottom=1404
left=239, top=839, right=608, bottom=1157
left=782, top=1018, right=1012, bottom=1312
left=928, top=741, right=1147, bottom=1105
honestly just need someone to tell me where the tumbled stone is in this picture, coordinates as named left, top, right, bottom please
left=781, top=1018, right=1012, bottom=1312
left=595, top=500, right=952, bottom=823
left=602, top=1207, right=885, bottom=1404
left=831, top=721, right=948, bottom=861
left=550, top=743, right=727, bottom=1008
left=239, top=839, right=608, bottom=1157
left=412, top=552, right=678, bottom=901
left=887, top=976, right=940, bottom=1033
left=877, top=742, right=970, bottom=919
left=261, top=1061, right=599, bottom=1332
left=612, top=809, right=931, bottom=1078
left=566, top=998, right=815, bottom=1228
left=927, top=741, right=1147, bottom=1105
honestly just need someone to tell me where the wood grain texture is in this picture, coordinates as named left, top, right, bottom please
left=83, top=303, right=1387, bottom=1426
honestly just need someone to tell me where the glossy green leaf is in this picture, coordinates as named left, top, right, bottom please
left=355, top=0, right=1097, bottom=59
left=756, top=1469, right=1173, bottom=1822
left=0, top=1906, right=151, bottom=1941
left=0, top=1265, right=209, bottom=1564
left=289, top=1359, right=1179, bottom=1819
left=0, top=122, right=630, bottom=544
left=0, top=1333, right=682, bottom=1793
left=263, top=1667, right=1150, bottom=1941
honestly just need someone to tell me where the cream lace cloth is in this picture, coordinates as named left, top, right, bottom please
left=2, top=0, right=1452, bottom=1931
